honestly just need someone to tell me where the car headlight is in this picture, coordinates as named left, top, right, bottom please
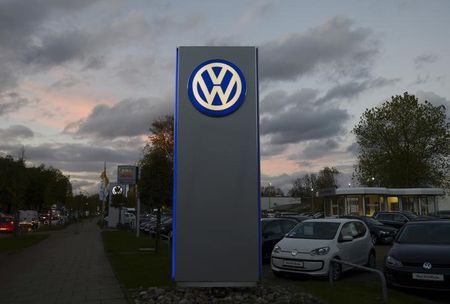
left=386, top=256, right=402, bottom=267
left=273, top=245, right=281, bottom=254
left=310, top=246, right=330, bottom=256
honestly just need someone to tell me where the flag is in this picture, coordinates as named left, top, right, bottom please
left=99, top=162, right=109, bottom=200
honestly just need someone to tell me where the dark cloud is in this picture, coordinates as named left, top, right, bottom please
left=0, top=0, right=102, bottom=91
left=414, top=54, right=438, bottom=69
left=259, top=16, right=379, bottom=82
left=0, top=125, right=34, bottom=141
left=260, top=143, right=287, bottom=157
left=301, top=139, right=339, bottom=160
left=315, top=77, right=399, bottom=105
left=67, top=98, right=173, bottom=139
left=0, top=92, right=34, bottom=116
left=0, top=142, right=140, bottom=173
left=260, top=90, right=350, bottom=145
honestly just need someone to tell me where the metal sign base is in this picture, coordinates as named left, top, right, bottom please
left=177, top=282, right=257, bottom=288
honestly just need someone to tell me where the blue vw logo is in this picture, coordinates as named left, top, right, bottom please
left=188, top=59, right=246, bottom=117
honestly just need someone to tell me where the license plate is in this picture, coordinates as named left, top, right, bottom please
left=412, top=273, right=444, bottom=281
left=284, top=260, right=304, bottom=267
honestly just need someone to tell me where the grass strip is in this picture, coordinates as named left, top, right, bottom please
left=102, top=230, right=174, bottom=289
left=0, top=234, right=49, bottom=253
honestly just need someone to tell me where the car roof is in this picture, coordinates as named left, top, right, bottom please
left=404, top=220, right=450, bottom=225
left=261, top=217, right=297, bottom=222
left=303, top=218, right=359, bottom=224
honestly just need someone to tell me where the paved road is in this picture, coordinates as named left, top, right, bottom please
left=0, top=219, right=128, bottom=304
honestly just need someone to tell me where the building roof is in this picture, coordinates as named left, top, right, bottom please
left=318, top=187, right=445, bottom=197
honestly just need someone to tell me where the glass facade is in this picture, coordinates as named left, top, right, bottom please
left=322, top=190, right=441, bottom=216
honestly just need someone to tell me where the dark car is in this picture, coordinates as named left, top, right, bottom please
left=373, top=211, right=427, bottom=229
left=341, top=215, right=397, bottom=245
left=384, top=221, right=450, bottom=290
left=261, top=218, right=298, bottom=261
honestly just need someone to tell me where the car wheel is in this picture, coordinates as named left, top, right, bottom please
left=367, top=251, right=376, bottom=268
left=371, top=233, right=378, bottom=245
left=330, top=261, right=342, bottom=281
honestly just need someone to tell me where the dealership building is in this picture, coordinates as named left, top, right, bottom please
left=317, top=187, right=446, bottom=216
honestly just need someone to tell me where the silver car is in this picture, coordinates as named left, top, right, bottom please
left=271, top=218, right=375, bottom=280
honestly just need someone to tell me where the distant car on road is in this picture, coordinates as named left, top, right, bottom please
left=0, top=214, right=15, bottom=232
left=261, top=218, right=298, bottom=261
left=384, top=221, right=450, bottom=290
left=341, top=215, right=397, bottom=245
left=271, top=218, right=376, bottom=280
left=373, top=211, right=428, bottom=229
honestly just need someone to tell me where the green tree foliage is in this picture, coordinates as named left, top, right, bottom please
left=139, top=115, right=174, bottom=252
left=0, top=155, right=72, bottom=213
left=139, top=115, right=174, bottom=210
left=288, top=174, right=317, bottom=198
left=316, top=167, right=340, bottom=189
left=261, top=185, right=284, bottom=197
left=288, top=167, right=339, bottom=199
left=353, top=92, right=450, bottom=188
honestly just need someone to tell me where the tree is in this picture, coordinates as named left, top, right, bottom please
left=288, top=174, right=317, bottom=198
left=261, top=185, right=284, bottom=197
left=316, top=167, right=340, bottom=189
left=353, top=92, right=450, bottom=188
left=139, top=115, right=174, bottom=252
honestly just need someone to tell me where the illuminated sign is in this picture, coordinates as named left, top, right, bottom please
left=117, top=165, right=138, bottom=185
left=188, top=59, right=246, bottom=117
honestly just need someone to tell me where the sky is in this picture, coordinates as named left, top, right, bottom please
left=0, top=0, right=449, bottom=195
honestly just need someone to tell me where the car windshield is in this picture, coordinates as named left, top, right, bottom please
left=397, top=223, right=450, bottom=245
left=364, top=217, right=384, bottom=226
left=286, top=222, right=340, bottom=240
left=403, top=212, right=419, bottom=220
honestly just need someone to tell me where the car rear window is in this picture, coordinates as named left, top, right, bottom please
left=397, top=223, right=450, bottom=244
left=286, top=222, right=340, bottom=240
left=0, top=217, right=13, bottom=223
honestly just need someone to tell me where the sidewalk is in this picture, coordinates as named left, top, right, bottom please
left=0, top=218, right=128, bottom=304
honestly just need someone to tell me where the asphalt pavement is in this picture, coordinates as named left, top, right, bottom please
left=0, top=218, right=128, bottom=304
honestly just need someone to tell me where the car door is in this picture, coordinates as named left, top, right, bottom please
left=262, top=221, right=284, bottom=259
left=337, top=222, right=357, bottom=269
left=353, top=221, right=370, bottom=265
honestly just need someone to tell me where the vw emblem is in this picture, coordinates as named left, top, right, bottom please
left=112, top=186, right=123, bottom=195
left=188, top=59, right=246, bottom=117
left=291, top=250, right=298, bottom=256
left=423, top=262, right=432, bottom=270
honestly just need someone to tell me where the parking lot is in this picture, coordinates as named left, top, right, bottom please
left=263, top=244, right=449, bottom=303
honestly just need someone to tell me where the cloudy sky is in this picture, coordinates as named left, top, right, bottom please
left=1, top=0, right=449, bottom=194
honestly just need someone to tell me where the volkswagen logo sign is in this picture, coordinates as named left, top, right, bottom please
left=112, top=186, right=123, bottom=195
left=423, top=262, right=432, bottom=270
left=188, top=59, right=246, bottom=117
left=291, top=250, right=298, bottom=256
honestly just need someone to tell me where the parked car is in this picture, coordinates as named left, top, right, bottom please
left=384, top=221, right=450, bottom=290
left=261, top=218, right=298, bottom=261
left=341, top=215, right=397, bottom=245
left=373, top=211, right=428, bottom=229
left=271, top=218, right=376, bottom=280
left=0, top=214, right=15, bottom=232
left=19, top=210, right=39, bottom=231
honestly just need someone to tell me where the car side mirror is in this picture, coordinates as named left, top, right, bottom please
left=340, top=235, right=353, bottom=242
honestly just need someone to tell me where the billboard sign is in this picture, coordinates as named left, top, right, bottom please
left=173, top=47, right=260, bottom=287
left=117, top=165, right=138, bottom=185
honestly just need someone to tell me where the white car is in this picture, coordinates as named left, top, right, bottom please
left=271, top=218, right=375, bottom=280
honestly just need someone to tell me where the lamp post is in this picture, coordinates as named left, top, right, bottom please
left=311, top=188, right=314, bottom=211
left=268, top=182, right=272, bottom=210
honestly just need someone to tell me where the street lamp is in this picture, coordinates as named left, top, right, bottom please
left=311, top=188, right=314, bottom=210
left=268, top=182, right=272, bottom=209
